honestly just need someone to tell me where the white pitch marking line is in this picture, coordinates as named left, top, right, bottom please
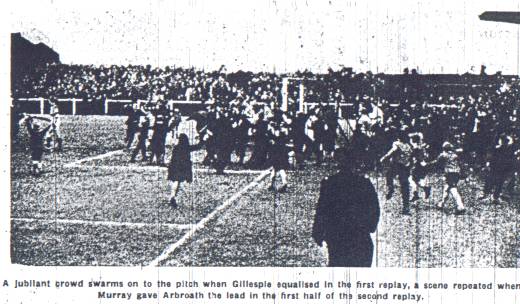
left=65, top=164, right=264, bottom=174
left=67, top=164, right=161, bottom=171
left=195, top=168, right=265, bottom=174
left=11, top=217, right=192, bottom=230
left=64, top=149, right=125, bottom=168
left=147, top=169, right=271, bottom=267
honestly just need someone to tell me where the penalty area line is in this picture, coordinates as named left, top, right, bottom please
left=11, top=217, right=192, bottom=230
left=65, top=164, right=265, bottom=175
left=147, top=169, right=271, bottom=267
left=64, top=149, right=125, bottom=168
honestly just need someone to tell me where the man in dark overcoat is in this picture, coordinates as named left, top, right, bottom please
left=312, top=148, right=380, bottom=267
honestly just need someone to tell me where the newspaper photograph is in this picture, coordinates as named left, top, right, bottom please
left=2, top=0, right=520, bottom=303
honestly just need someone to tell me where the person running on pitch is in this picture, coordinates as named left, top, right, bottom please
left=409, top=132, right=431, bottom=202
left=167, top=133, right=203, bottom=208
left=380, top=130, right=413, bottom=215
left=426, top=142, right=466, bottom=215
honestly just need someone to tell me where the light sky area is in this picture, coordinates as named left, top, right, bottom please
left=7, top=0, right=520, bottom=74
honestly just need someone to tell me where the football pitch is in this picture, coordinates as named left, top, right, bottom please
left=10, top=116, right=520, bottom=267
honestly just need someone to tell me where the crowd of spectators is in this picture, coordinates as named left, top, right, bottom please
left=13, top=63, right=515, bottom=107
left=12, top=63, right=519, bottom=151
left=11, top=63, right=519, bottom=181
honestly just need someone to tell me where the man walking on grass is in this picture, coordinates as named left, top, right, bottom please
left=312, top=148, right=380, bottom=267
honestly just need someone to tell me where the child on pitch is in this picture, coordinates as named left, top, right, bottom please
left=425, top=141, right=466, bottom=215
left=167, top=133, right=203, bottom=208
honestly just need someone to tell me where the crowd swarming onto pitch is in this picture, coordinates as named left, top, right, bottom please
left=10, top=59, right=520, bottom=266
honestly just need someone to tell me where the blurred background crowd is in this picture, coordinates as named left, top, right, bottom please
left=11, top=63, right=519, bottom=162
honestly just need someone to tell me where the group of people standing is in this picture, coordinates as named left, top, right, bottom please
left=123, top=94, right=343, bottom=207
left=14, top=78, right=519, bottom=268
left=122, top=73, right=519, bottom=215
left=124, top=100, right=182, bottom=165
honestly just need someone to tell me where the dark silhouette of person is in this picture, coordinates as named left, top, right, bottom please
left=124, top=103, right=141, bottom=149
left=130, top=116, right=150, bottom=163
left=481, top=134, right=517, bottom=203
left=150, top=103, right=170, bottom=165
left=312, top=148, right=380, bottom=267
left=167, top=133, right=203, bottom=207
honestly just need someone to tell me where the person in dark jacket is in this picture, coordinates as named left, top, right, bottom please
left=322, top=109, right=338, bottom=161
left=291, top=111, right=308, bottom=167
left=214, top=109, right=234, bottom=174
left=149, top=103, right=170, bottom=165
left=130, top=116, right=150, bottom=163
left=167, top=133, right=203, bottom=208
left=267, top=120, right=290, bottom=192
left=312, top=148, right=380, bottom=267
left=248, top=112, right=269, bottom=169
left=231, top=106, right=249, bottom=165
left=480, top=134, right=516, bottom=203
left=124, top=103, right=141, bottom=149
left=24, top=115, right=52, bottom=176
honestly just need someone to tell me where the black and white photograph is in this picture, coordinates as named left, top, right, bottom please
left=6, top=0, right=520, bottom=270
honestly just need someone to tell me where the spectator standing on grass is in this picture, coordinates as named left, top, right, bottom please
left=248, top=111, right=269, bottom=169
left=322, top=109, right=338, bottom=162
left=167, top=133, right=203, bottom=208
left=305, top=108, right=324, bottom=165
left=124, top=102, right=141, bottom=149
left=130, top=115, right=150, bottom=163
left=291, top=111, right=308, bottom=167
left=169, top=108, right=182, bottom=141
left=46, top=97, right=63, bottom=152
left=149, top=102, right=170, bottom=166
left=214, top=107, right=234, bottom=174
left=231, top=105, right=250, bottom=165
left=312, top=148, right=380, bottom=267
left=22, top=115, right=52, bottom=176
left=267, top=116, right=290, bottom=192
left=201, top=106, right=218, bottom=166
left=480, top=134, right=517, bottom=204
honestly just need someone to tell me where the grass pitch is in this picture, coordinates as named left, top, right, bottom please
left=10, top=115, right=520, bottom=267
